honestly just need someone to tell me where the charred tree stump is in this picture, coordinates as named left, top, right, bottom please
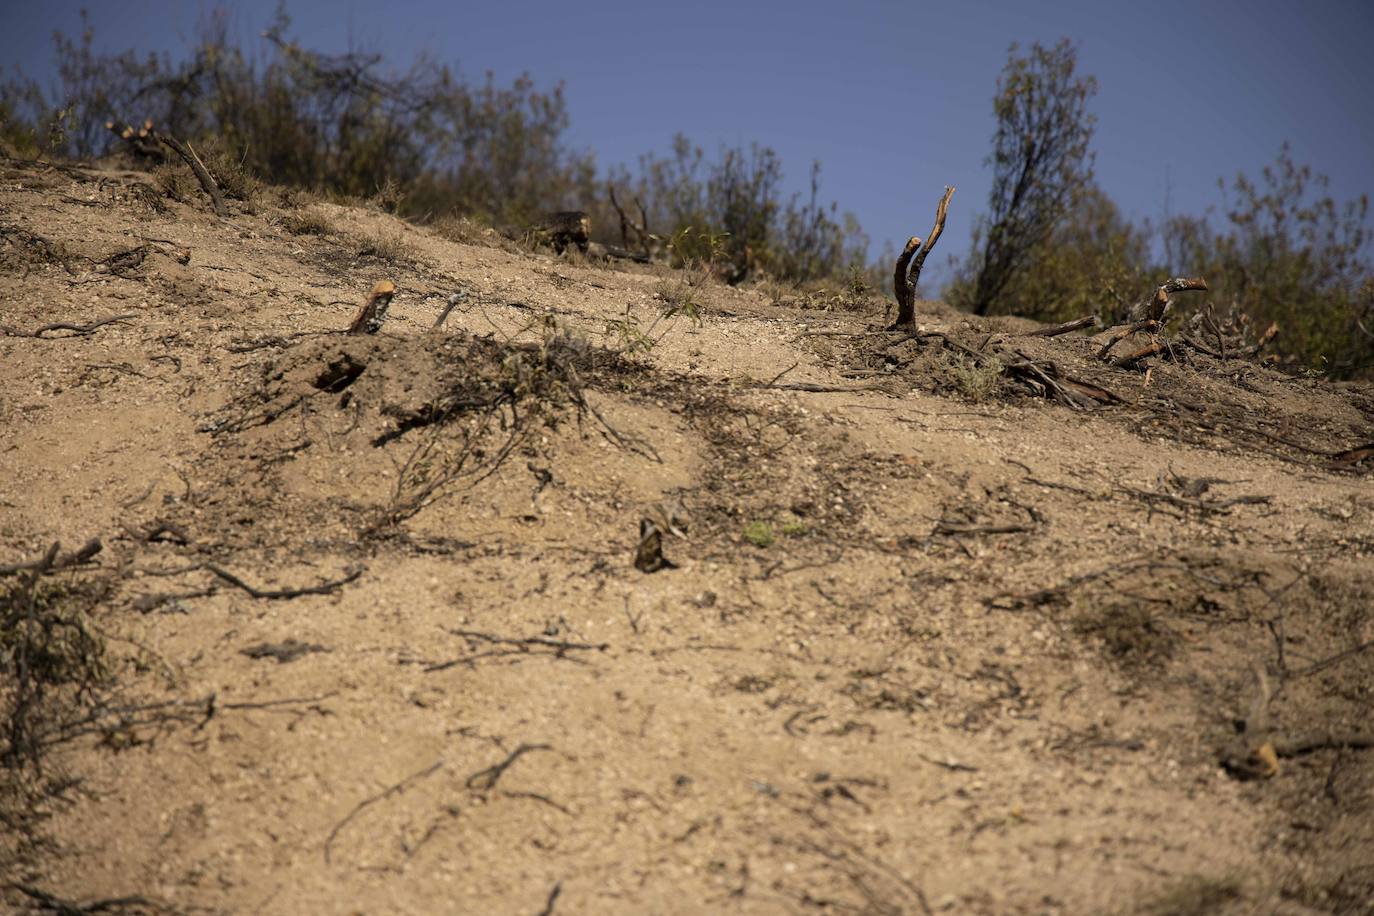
left=534, top=211, right=591, bottom=255
left=105, top=119, right=166, bottom=164
left=348, top=281, right=398, bottom=334
left=892, top=186, right=955, bottom=328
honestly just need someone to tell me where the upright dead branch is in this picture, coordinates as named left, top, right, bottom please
left=609, top=184, right=653, bottom=256
left=152, top=131, right=228, bottom=217
left=892, top=186, right=955, bottom=328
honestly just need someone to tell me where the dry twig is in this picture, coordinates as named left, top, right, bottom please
left=0, top=314, right=136, bottom=339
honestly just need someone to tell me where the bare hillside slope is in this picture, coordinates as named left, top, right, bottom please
left=2, top=155, right=1372, bottom=915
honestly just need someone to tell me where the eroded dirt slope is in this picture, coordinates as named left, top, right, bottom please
left=2, top=155, right=1373, bottom=915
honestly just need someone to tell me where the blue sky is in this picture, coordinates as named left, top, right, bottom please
left=3, top=0, right=1371, bottom=277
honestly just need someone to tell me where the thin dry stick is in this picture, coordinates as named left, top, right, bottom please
left=892, top=186, right=955, bottom=328
left=0, top=314, right=137, bottom=339
left=465, top=743, right=553, bottom=792
left=324, top=758, right=445, bottom=863
left=432, top=290, right=469, bottom=330
left=0, top=538, right=102, bottom=577
left=205, top=564, right=363, bottom=599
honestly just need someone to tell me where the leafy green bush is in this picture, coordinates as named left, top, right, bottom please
left=0, top=10, right=867, bottom=287
left=949, top=39, right=1098, bottom=318
left=606, top=135, right=868, bottom=284
left=1164, top=146, right=1372, bottom=376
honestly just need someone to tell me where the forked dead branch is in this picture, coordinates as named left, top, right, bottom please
left=892, top=186, right=955, bottom=328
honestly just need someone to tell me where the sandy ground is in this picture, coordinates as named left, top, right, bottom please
left=2, top=153, right=1373, bottom=915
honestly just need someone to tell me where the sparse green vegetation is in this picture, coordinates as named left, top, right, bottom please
left=945, top=353, right=1006, bottom=403
left=280, top=208, right=336, bottom=237
left=742, top=520, right=774, bottom=548
left=12, top=10, right=1363, bottom=373
left=944, top=41, right=1372, bottom=377
left=0, top=9, right=866, bottom=287
left=949, top=39, right=1098, bottom=319
left=349, top=227, right=415, bottom=264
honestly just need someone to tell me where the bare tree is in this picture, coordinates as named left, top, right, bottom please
left=959, top=39, right=1098, bottom=316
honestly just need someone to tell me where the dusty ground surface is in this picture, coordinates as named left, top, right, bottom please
left=2, top=154, right=1373, bottom=915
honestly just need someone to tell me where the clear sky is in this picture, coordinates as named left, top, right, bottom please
left=3, top=0, right=1371, bottom=277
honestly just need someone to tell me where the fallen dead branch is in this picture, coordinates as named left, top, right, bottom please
left=536, top=882, right=564, bottom=916
left=1025, top=314, right=1100, bottom=337
left=1112, top=339, right=1172, bottom=368
left=933, top=521, right=1035, bottom=537
left=241, top=639, right=329, bottom=664
left=324, top=758, right=445, bottom=864
left=1179, top=320, right=1279, bottom=360
left=0, top=538, right=102, bottom=577
left=47, top=691, right=336, bottom=749
left=432, top=290, right=469, bottom=330
left=1222, top=730, right=1374, bottom=780
left=1292, top=638, right=1374, bottom=678
left=1094, top=318, right=1160, bottom=360
left=884, top=330, right=1122, bottom=409
left=891, top=186, right=955, bottom=328
left=204, top=564, right=363, bottom=600
left=0, top=314, right=136, bottom=339
left=1122, top=486, right=1272, bottom=517
left=8, top=883, right=174, bottom=915
left=465, top=742, right=553, bottom=792
left=757, top=381, right=879, bottom=393
left=152, top=130, right=228, bottom=217
left=1002, top=352, right=1122, bottom=409
left=425, top=630, right=609, bottom=672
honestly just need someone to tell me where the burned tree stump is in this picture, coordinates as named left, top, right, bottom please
left=892, top=186, right=955, bottom=328
left=534, top=211, right=591, bottom=255
left=347, top=281, right=398, bottom=334
left=105, top=119, right=166, bottom=164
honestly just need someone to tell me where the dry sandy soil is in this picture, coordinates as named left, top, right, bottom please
left=2, top=154, right=1373, bottom=915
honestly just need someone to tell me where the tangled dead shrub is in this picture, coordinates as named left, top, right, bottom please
left=369, top=318, right=615, bottom=534
left=1, top=544, right=114, bottom=864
